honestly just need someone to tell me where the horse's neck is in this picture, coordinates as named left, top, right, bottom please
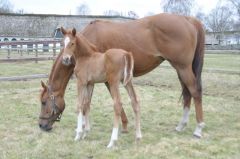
left=49, top=56, right=74, bottom=97
left=74, top=35, right=97, bottom=58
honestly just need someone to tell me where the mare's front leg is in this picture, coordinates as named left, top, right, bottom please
left=75, top=83, right=89, bottom=141
left=107, top=82, right=122, bottom=148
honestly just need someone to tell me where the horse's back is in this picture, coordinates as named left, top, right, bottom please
left=83, top=13, right=204, bottom=75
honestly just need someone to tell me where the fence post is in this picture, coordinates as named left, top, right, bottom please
left=35, top=43, right=38, bottom=63
left=20, top=44, right=23, bottom=56
left=53, top=42, right=56, bottom=61
left=7, top=45, right=10, bottom=59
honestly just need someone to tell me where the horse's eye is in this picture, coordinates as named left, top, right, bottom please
left=41, top=101, right=46, bottom=106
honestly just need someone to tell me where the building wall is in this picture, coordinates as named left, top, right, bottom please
left=0, top=13, right=133, bottom=38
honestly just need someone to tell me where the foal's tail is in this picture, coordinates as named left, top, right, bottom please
left=123, top=52, right=134, bottom=86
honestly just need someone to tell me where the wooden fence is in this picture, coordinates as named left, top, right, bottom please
left=0, top=39, right=61, bottom=63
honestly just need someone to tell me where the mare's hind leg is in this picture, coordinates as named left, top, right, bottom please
left=124, top=81, right=142, bottom=141
left=176, top=66, right=205, bottom=138
left=105, top=82, right=129, bottom=133
left=107, top=82, right=122, bottom=148
left=176, top=75, right=192, bottom=132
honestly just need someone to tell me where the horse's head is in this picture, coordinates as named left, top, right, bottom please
left=39, top=81, right=65, bottom=131
left=61, top=27, right=77, bottom=66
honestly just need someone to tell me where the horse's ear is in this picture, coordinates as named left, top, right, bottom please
left=72, top=28, right=76, bottom=37
left=61, top=27, right=67, bottom=35
left=41, top=80, right=47, bottom=90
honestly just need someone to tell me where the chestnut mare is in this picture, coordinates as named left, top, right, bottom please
left=60, top=27, right=140, bottom=147
left=39, top=13, right=205, bottom=138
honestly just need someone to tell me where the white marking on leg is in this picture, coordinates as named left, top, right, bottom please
left=107, top=128, right=119, bottom=148
left=123, top=56, right=128, bottom=85
left=193, top=122, right=205, bottom=138
left=136, top=126, right=142, bottom=139
left=129, top=55, right=133, bottom=79
left=176, top=107, right=190, bottom=132
left=75, top=112, right=83, bottom=141
left=64, top=37, right=70, bottom=48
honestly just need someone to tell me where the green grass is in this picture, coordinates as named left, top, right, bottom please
left=203, top=53, right=240, bottom=72
left=0, top=53, right=240, bottom=158
left=0, top=53, right=239, bottom=77
left=0, top=61, right=53, bottom=76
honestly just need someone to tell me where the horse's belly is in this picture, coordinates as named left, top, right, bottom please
left=133, top=55, right=165, bottom=77
left=88, top=72, right=107, bottom=84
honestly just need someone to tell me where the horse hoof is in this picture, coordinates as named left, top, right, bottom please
left=193, top=122, right=205, bottom=138
left=193, top=132, right=202, bottom=138
left=193, top=129, right=203, bottom=138
left=74, top=136, right=80, bottom=141
left=107, top=140, right=117, bottom=148
left=175, top=122, right=187, bottom=132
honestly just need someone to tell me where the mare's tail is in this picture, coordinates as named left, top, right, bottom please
left=192, top=19, right=205, bottom=95
left=123, top=52, right=134, bottom=86
left=180, top=18, right=205, bottom=101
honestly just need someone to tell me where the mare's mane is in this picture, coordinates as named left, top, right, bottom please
left=40, top=51, right=63, bottom=99
left=48, top=50, right=64, bottom=82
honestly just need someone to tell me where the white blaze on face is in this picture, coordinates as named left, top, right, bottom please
left=64, top=37, right=70, bottom=49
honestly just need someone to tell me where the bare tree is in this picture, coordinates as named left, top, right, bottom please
left=227, top=0, right=240, bottom=19
left=0, top=0, right=13, bottom=13
left=205, top=6, right=233, bottom=32
left=161, top=0, right=195, bottom=16
left=205, top=4, right=234, bottom=44
left=103, top=10, right=120, bottom=16
left=76, top=3, right=90, bottom=15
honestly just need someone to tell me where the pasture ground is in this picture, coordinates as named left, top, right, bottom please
left=0, top=53, right=240, bottom=159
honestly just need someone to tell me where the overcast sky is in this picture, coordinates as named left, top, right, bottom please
left=9, top=0, right=218, bottom=17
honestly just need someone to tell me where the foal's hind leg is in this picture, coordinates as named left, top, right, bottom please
left=124, top=81, right=142, bottom=141
left=105, top=82, right=129, bottom=133
left=176, top=75, right=192, bottom=132
left=177, top=66, right=205, bottom=138
left=107, top=82, right=122, bottom=148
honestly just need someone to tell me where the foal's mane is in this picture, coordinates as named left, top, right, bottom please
left=75, top=33, right=98, bottom=56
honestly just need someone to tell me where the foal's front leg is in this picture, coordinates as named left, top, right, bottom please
left=83, top=84, right=94, bottom=136
left=75, top=83, right=88, bottom=141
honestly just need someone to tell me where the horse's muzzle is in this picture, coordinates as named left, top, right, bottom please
left=39, top=123, right=52, bottom=131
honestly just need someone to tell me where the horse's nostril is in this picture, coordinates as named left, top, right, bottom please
left=39, top=124, right=42, bottom=128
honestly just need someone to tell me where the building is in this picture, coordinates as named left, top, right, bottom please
left=0, top=13, right=133, bottom=41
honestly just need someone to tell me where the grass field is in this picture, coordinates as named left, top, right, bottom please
left=0, top=53, right=240, bottom=159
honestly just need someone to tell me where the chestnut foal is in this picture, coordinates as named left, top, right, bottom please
left=61, top=27, right=142, bottom=148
